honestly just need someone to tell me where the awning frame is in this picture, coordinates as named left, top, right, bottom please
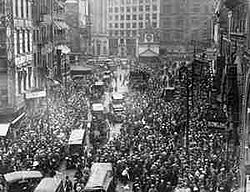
left=11, top=112, right=25, bottom=125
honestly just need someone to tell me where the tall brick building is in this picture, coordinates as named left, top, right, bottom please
left=160, top=0, right=214, bottom=58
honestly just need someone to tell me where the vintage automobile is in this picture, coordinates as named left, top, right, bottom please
left=4, top=171, right=43, bottom=192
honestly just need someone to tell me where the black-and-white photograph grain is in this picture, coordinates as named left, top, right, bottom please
left=0, top=0, right=245, bottom=191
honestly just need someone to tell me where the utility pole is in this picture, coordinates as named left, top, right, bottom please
left=186, top=66, right=190, bottom=163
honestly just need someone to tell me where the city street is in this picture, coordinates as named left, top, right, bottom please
left=56, top=63, right=130, bottom=187
left=0, top=0, right=245, bottom=191
left=110, top=64, right=129, bottom=139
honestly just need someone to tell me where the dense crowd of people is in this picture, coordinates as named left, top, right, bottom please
left=0, top=78, right=95, bottom=176
left=0, top=61, right=241, bottom=192
left=87, top=65, right=240, bottom=192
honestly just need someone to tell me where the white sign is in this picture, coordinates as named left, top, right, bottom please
left=138, top=44, right=159, bottom=55
left=25, top=90, right=46, bottom=99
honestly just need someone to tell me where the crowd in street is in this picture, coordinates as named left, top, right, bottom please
left=0, top=61, right=241, bottom=192
left=0, top=78, right=94, bottom=176
left=87, top=66, right=240, bottom=192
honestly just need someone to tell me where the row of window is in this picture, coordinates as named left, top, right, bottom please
left=14, top=0, right=31, bottom=19
left=162, top=19, right=184, bottom=28
left=109, top=30, right=138, bottom=37
left=109, top=13, right=158, bottom=21
left=109, top=0, right=158, bottom=6
left=162, top=4, right=210, bottom=14
left=109, top=4, right=158, bottom=13
left=162, top=17, right=203, bottom=28
left=161, top=32, right=185, bottom=41
left=161, top=31, right=202, bottom=42
left=109, top=21, right=157, bottom=29
left=16, top=29, right=31, bottom=54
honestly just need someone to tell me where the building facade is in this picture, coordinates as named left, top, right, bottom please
left=90, top=0, right=108, bottom=56
left=0, top=0, right=34, bottom=123
left=211, top=0, right=249, bottom=191
left=32, top=0, right=53, bottom=89
left=65, top=0, right=89, bottom=55
left=107, top=0, right=160, bottom=58
left=160, top=0, right=214, bottom=59
left=53, top=0, right=70, bottom=81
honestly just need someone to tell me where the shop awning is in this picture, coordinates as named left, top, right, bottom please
left=11, top=112, right=25, bottom=125
left=0, top=124, right=10, bottom=136
left=56, top=45, right=71, bottom=54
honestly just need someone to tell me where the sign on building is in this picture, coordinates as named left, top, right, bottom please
left=25, top=90, right=46, bottom=99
